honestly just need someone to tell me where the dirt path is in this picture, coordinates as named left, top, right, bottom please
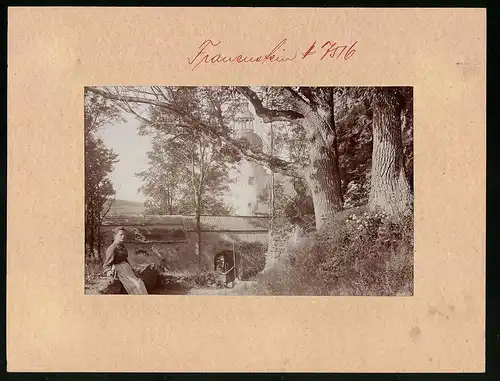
left=185, top=280, right=258, bottom=295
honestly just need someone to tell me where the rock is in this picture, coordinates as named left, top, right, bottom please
left=85, top=276, right=125, bottom=295
left=160, top=273, right=192, bottom=290
left=85, top=264, right=159, bottom=295
left=132, top=263, right=159, bottom=292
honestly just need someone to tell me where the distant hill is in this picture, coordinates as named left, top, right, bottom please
left=105, top=199, right=146, bottom=216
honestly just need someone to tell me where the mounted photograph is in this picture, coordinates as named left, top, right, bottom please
left=84, top=86, right=414, bottom=296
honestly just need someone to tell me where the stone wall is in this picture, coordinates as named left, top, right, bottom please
left=196, top=231, right=268, bottom=271
left=98, top=231, right=269, bottom=273
left=263, top=220, right=296, bottom=272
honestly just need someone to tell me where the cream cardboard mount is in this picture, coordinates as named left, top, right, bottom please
left=7, top=8, right=485, bottom=372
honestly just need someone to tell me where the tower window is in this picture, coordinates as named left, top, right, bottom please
left=248, top=176, right=255, bottom=185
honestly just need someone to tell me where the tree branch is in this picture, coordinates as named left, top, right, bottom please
left=100, top=195, right=115, bottom=222
left=284, top=87, right=311, bottom=106
left=297, top=87, right=315, bottom=105
left=87, top=86, right=303, bottom=178
left=87, top=87, right=177, bottom=112
left=235, top=87, right=304, bottom=122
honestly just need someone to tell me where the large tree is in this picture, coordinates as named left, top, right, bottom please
left=135, top=145, right=187, bottom=215
left=134, top=90, right=234, bottom=266
left=237, top=87, right=344, bottom=228
left=85, top=86, right=346, bottom=228
left=368, top=87, right=413, bottom=216
left=84, top=92, right=122, bottom=260
left=333, top=86, right=413, bottom=215
left=85, top=135, right=119, bottom=260
left=84, top=91, right=124, bottom=136
left=85, top=86, right=413, bottom=227
left=137, top=125, right=234, bottom=218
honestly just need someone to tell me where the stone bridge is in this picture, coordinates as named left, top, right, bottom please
left=98, top=214, right=270, bottom=282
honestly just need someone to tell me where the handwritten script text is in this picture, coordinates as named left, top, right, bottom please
left=187, top=39, right=358, bottom=71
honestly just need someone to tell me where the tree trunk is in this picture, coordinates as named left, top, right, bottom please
left=195, top=209, right=202, bottom=268
left=88, top=206, right=95, bottom=259
left=303, top=102, right=344, bottom=229
left=269, top=121, right=275, bottom=230
left=84, top=206, right=91, bottom=259
left=369, top=88, right=412, bottom=216
left=270, top=173, right=275, bottom=218
left=96, top=224, right=102, bottom=262
left=85, top=226, right=90, bottom=259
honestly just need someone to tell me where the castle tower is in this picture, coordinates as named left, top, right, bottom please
left=232, top=104, right=269, bottom=216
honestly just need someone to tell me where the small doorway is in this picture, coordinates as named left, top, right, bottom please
left=214, top=250, right=236, bottom=283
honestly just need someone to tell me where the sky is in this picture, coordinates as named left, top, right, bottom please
left=97, top=101, right=271, bottom=204
left=98, top=114, right=152, bottom=202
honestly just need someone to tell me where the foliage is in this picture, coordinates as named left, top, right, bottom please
left=252, top=207, right=414, bottom=296
left=84, top=258, right=105, bottom=285
left=335, top=90, right=373, bottom=207
left=160, top=268, right=226, bottom=289
left=132, top=87, right=239, bottom=267
left=263, top=120, right=308, bottom=167
left=342, top=174, right=371, bottom=209
left=136, top=89, right=235, bottom=216
left=86, top=86, right=345, bottom=227
left=136, top=129, right=234, bottom=216
left=237, top=242, right=267, bottom=280
left=84, top=90, right=124, bottom=136
left=283, top=192, right=315, bottom=228
left=400, top=87, right=414, bottom=190
left=259, top=86, right=412, bottom=221
left=84, top=91, right=122, bottom=260
left=135, top=131, right=188, bottom=215
left=335, top=86, right=414, bottom=207
left=82, top=86, right=415, bottom=297
left=190, top=269, right=224, bottom=287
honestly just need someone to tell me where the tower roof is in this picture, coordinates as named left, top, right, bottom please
left=236, top=103, right=254, bottom=121
left=235, top=129, right=263, bottom=149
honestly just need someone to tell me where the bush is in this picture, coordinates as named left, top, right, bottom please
left=159, top=268, right=226, bottom=289
left=252, top=207, right=414, bottom=296
left=284, top=193, right=315, bottom=227
left=190, top=269, right=221, bottom=286
left=84, top=258, right=104, bottom=285
left=343, top=178, right=370, bottom=208
left=238, top=242, right=267, bottom=280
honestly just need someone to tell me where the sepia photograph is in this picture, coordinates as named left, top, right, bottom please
left=84, top=86, right=414, bottom=296
left=7, top=6, right=486, bottom=373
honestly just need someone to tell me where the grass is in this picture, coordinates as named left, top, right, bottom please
left=251, top=206, right=414, bottom=296
left=86, top=204, right=413, bottom=296
left=84, top=258, right=104, bottom=285
left=158, top=267, right=227, bottom=290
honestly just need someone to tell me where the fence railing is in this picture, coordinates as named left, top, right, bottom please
left=221, top=266, right=235, bottom=276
